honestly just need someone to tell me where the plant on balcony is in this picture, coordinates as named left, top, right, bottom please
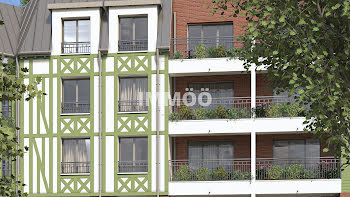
left=169, top=112, right=181, bottom=121
left=216, top=45, right=227, bottom=58
left=179, top=105, right=193, bottom=120
left=229, top=170, right=252, bottom=180
left=173, top=166, right=192, bottom=181
left=211, top=167, right=229, bottom=180
left=195, top=167, right=209, bottom=181
left=194, top=45, right=207, bottom=59
left=216, top=105, right=228, bottom=119
left=205, top=109, right=217, bottom=119
left=302, top=168, right=318, bottom=179
left=193, top=107, right=206, bottom=120
left=267, top=165, right=283, bottom=180
left=266, top=103, right=283, bottom=118
left=227, top=108, right=251, bottom=119
left=255, top=104, right=267, bottom=117
left=172, top=50, right=184, bottom=59
left=226, top=47, right=241, bottom=58
left=283, top=164, right=304, bottom=179
left=286, top=103, right=304, bottom=117
left=208, top=47, right=217, bottom=58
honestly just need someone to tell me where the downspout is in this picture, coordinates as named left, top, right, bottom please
left=156, top=48, right=160, bottom=197
left=15, top=56, right=20, bottom=195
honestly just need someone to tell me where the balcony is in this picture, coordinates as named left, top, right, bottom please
left=61, top=102, right=90, bottom=114
left=170, top=36, right=242, bottom=59
left=118, top=40, right=148, bottom=52
left=169, top=96, right=305, bottom=121
left=118, top=160, right=148, bottom=173
left=61, top=42, right=91, bottom=54
left=61, top=162, right=90, bottom=174
left=118, top=100, right=148, bottom=113
left=169, top=157, right=339, bottom=182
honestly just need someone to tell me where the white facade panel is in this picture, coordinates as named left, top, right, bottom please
left=106, top=57, right=114, bottom=72
left=52, top=78, right=57, bottom=134
left=53, top=137, right=57, bottom=193
left=105, top=76, right=114, bottom=132
left=33, top=59, right=50, bottom=75
left=24, top=79, right=29, bottom=134
left=24, top=138, right=30, bottom=193
left=152, top=55, right=165, bottom=71
left=109, top=6, right=158, bottom=53
left=94, top=76, right=99, bottom=133
left=94, top=136, right=99, bottom=193
left=105, top=136, right=114, bottom=193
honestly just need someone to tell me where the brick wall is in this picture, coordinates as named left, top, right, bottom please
left=172, top=0, right=247, bottom=39
left=173, top=73, right=273, bottom=97
left=173, top=134, right=333, bottom=160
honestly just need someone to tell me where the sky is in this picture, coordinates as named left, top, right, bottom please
left=0, top=0, right=21, bottom=6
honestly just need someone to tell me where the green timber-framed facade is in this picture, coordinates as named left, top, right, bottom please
left=0, top=0, right=349, bottom=197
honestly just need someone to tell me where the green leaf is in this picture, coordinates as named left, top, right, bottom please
left=297, top=19, right=306, bottom=25
left=273, top=51, right=279, bottom=55
left=290, top=30, right=296, bottom=36
left=296, top=48, right=303, bottom=54
left=332, top=3, right=341, bottom=10
left=313, top=27, right=319, bottom=31
left=279, top=15, right=286, bottom=22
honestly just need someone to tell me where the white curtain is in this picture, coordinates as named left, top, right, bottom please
left=120, top=78, right=148, bottom=112
left=62, top=139, right=90, bottom=173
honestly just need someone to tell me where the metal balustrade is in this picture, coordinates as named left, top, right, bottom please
left=170, top=36, right=242, bottom=59
left=61, top=102, right=90, bottom=114
left=62, top=42, right=91, bottom=54
left=169, top=157, right=340, bottom=181
left=169, top=159, right=251, bottom=181
left=118, top=160, right=148, bottom=173
left=118, top=40, right=148, bottom=51
left=118, top=100, right=148, bottom=113
left=256, top=157, right=340, bottom=180
left=61, top=162, right=90, bottom=174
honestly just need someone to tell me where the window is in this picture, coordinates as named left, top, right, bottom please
left=62, top=19, right=91, bottom=54
left=1, top=156, right=11, bottom=177
left=188, top=141, right=234, bottom=169
left=119, top=137, right=148, bottom=173
left=1, top=100, right=11, bottom=117
left=119, top=77, right=148, bottom=112
left=119, top=16, right=148, bottom=51
left=61, top=139, right=90, bottom=174
left=273, top=139, right=320, bottom=167
left=188, top=82, right=234, bottom=109
left=188, top=23, right=233, bottom=51
left=62, top=79, right=90, bottom=114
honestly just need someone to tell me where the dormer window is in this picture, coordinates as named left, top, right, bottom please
left=62, top=19, right=91, bottom=54
left=119, top=16, right=148, bottom=51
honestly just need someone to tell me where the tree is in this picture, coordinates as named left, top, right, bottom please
left=0, top=36, right=42, bottom=197
left=20, top=0, right=30, bottom=7
left=209, top=0, right=350, bottom=160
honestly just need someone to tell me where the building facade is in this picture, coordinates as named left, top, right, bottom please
left=0, top=0, right=348, bottom=197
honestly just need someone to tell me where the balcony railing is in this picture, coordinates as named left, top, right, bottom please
left=61, top=102, right=90, bottom=114
left=256, top=157, right=340, bottom=180
left=61, top=162, right=90, bottom=174
left=118, top=100, right=148, bottom=113
left=62, top=42, right=91, bottom=54
left=1, top=105, right=11, bottom=117
left=118, top=40, right=148, bottom=51
left=118, top=160, right=148, bottom=173
left=170, top=36, right=242, bottom=59
left=169, top=96, right=306, bottom=120
left=169, top=157, right=340, bottom=182
left=169, top=159, right=251, bottom=181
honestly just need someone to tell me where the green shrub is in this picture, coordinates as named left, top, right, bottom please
left=303, top=169, right=318, bottom=179
left=227, top=47, right=238, bottom=57
left=193, top=107, right=206, bottom=120
left=284, top=164, right=304, bottom=179
left=267, top=165, right=283, bottom=180
left=211, top=167, right=229, bottom=180
left=172, top=50, right=184, bottom=59
left=216, top=105, right=228, bottom=118
left=208, top=47, right=217, bottom=58
left=286, top=103, right=304, bottom=117
left=255, top=104, right=267, bottom=117
left=230, top=170, right=252, bottom=180
left=195, top=167, right=209, bottom=181
left=216, top=45, right=227, bottom=57
left=179, top=105, right=192, bottom=120
left=194, top=45, right=207, bottom=59
left=205, top=109, right=217, bottom=119
left=173, top=166, right=192, bottom=181
left=266, top=103, right=283, bottom=118
left=169, top=112, right=181, bottom=121
left=227, top=108, right=251, bottom=119
left=325, top=168, right=340, bottom=179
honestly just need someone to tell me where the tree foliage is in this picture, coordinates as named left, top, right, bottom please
left=20, top=0, right=30, bottom=7
left=0, top=38, right=43, bottom=197
left=210, top=0, right=350, bottom=160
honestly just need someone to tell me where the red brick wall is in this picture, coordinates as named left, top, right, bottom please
left=173, top=73, right=273, bottom=97
left=173, top=134, right=333, bottom=160
left=341, top=193, right=350, bottom=197
left=172, top=0, right=247, bottom=39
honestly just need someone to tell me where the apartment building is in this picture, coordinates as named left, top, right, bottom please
left=0, top=0, right=348, bottom=196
